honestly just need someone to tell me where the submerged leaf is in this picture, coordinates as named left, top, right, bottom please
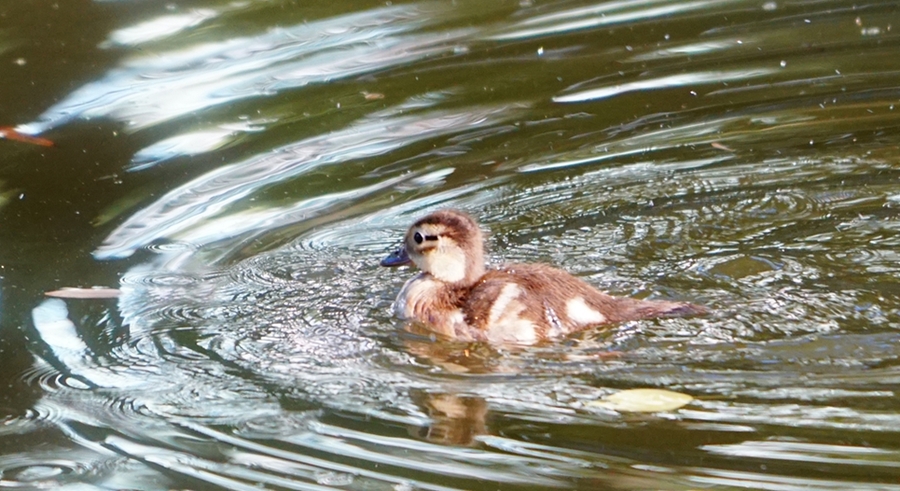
left=0, top=182, right=15, bottom=211
left=590, top=389, right=693, bottom=413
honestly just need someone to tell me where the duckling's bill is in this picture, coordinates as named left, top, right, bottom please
left=381, top=247, right=411, bottom=267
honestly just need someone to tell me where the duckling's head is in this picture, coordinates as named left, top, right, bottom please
left=381, top=209, right=486, bottom=286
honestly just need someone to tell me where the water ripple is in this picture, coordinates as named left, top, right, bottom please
left=94, top=102, right=524, bottom=259
left=490, top=0, right=738, bottom=41
left=14, top=0, right=900, bottom=489
left=104, top=8, right=219, bottom=46
left=0, top=452, right=122, bottom=489
left=554, top=69, right=776, bottom=103
left=18, top=3, right=468, bottom=135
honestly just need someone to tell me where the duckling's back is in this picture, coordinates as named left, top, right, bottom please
left=463, top=264, right=704, bottom=344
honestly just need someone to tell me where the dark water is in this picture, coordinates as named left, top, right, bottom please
left=3, top=0, right=900, bottom=489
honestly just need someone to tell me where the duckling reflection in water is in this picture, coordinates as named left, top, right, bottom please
left=381, top=209, right=705, bottom=345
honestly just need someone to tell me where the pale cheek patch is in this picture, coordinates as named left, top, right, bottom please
left=423, top=248, right=467, bottom=283
left=566, top=297, right=607, bottom=325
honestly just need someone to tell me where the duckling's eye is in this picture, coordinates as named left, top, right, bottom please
left=413, top=232, right=423, bottom=244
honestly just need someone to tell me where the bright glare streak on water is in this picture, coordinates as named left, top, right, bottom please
left=4, top=0, right=900, bottom=490
left=553, top=69, right=776, bottom=102
left=16, top=4, right=468, bottom=135
left=104, top=9, right=219, bottom=46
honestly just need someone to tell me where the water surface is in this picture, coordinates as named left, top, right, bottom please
left=2, top=0, right=900, bottom=489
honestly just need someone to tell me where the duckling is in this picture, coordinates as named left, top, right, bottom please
left=381, top=209, right=705, bottom=344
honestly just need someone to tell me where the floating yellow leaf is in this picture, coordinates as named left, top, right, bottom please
left=590, top=389, right=693, bottom=413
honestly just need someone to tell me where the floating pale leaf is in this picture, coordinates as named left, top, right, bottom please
left=45, top=287, right=121, bottom=299
left=711, top=142, right=734, bottom=152
left=590, top=389, right=693, bottom=413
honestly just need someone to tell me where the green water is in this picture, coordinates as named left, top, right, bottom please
left=2, top=0, right=900, bottom=489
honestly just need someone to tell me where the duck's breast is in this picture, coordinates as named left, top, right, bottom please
left=395, top=274, right=468, bottom=338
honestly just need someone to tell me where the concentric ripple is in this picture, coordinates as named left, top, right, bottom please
left=9, top=0, right=900, bottom=489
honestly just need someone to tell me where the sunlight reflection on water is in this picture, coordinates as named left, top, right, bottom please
left=7, top=0, right=900, bottom=489
left=95, top=101, right=523, bottom=259
left=18, top=3, right=468, bottom=135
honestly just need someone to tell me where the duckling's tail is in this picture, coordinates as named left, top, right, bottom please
left=661, top=302, right=708, bottom=317
left=627, top=299, right=708, bottom=321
